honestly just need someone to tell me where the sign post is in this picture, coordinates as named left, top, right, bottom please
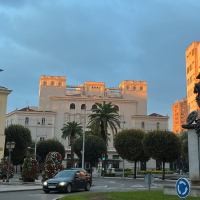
left=144, top=174, right=154, bottom=190
left=176, top=178, right=190, bottom=199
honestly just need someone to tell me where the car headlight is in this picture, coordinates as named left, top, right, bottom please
left=59, top=182, right=67, bottom=186
left=43, top=181, right=47, bottom=186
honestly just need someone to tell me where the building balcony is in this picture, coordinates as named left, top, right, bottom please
left=66, top=89, right=81, bottom=96
left=108, top=92, right=122, bottom=98
left=65, top=146, right=71, bottom=150
left=107, top=147, right=116, bottom=151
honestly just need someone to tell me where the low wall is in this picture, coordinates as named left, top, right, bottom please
left=164, top=185, right=200, bottom=197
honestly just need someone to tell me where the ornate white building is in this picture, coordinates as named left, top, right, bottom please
left=6, top=75, right=169, bottom=170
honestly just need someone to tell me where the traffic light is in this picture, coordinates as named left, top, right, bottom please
left=103, top=157, right=105, bottom=160
left=102, top=168, right=104, bottom=171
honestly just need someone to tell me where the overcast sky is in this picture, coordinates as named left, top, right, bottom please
left=1, top=0, right=200, bottom=130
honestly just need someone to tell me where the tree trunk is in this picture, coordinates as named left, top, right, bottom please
left=100, top=121, right=107, bottom=174
left=134, top=161, right=137, bottom=179
left=70, top=137, right=74, bottom=168
left=162, top=161, right=165, bottom=180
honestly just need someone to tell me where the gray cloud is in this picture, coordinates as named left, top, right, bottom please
left=1, top=0, right=200, bottom=130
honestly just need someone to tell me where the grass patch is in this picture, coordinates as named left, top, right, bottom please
left=60, top=190, right=199, bottom=200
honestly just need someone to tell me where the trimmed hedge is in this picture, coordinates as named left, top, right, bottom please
left=104, top=173, right=115, bottom=177
left=137, top=170, right=173, bottom=174
left=124, top=171, right=134, bottom=177
left=115, top=168, right=131, bottom=172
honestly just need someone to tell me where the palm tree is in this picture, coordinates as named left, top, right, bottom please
left=88, top=101, right=121, bottom=172
left=61, top=121, right=83, bottom=168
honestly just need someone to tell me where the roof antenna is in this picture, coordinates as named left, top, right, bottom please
left=62, top=72, right=65, bottom=76
left=26, top=101, right=28, bottom=107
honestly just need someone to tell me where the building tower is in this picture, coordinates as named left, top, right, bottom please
left=172, top=98, right=188, bottom=135
left=186, top=41, right=200, bottom=113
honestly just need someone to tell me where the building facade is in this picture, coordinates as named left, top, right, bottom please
left=6, top=75, right=169, bottom=171
left=172, top=98, right=188, bottom=135
left=0, top=86, right=12, bottom=160
left=186, top=41, right=200, bottom=113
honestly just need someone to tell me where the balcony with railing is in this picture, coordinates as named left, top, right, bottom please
left=108, top=91, right=122, bottom=98
left=66, top=89, right=82, bottom=96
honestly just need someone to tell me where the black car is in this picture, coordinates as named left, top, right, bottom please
left=43, top=170, right=92, bottom=193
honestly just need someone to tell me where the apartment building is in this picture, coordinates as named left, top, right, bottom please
left=186, top=41, right=200, bottom=113
left=172, top=98, right=188, bottom=135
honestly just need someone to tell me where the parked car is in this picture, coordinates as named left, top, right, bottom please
left=43, top=170, right=92, bottom=193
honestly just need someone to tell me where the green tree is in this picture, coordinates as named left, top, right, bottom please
left=36, top=138, right=65, bottom=162
left=61, top=121, right=83, bottom=168
left=88, top=101, right=121, bottom=172
left=114, top=129, right=149, bottom=179
left=73, top=135, right=106, bottom=176
left=4, top=124, right=32, bottom=165
left=142, top=130, right=182, bottom=180
left=180, top=132, right=188, bottom=161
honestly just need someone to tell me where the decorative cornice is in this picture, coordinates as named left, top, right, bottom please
left=6, top=110, right=56, bottom=118
left=50, top=96, right=137, bottom=104
left=131, top=115, right=169, bottom=120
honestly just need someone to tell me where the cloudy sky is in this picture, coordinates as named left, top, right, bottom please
left=1, top=0, right=200, bottom=130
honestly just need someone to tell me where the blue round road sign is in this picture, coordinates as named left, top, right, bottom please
left=176, top=178, right=190, bottom=198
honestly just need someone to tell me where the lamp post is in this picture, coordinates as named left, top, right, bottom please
left=6, top=141, right=15, bottom=182
left=82, top=100, right=86, bottom=169
left=120, top=113, right=126, bottom=178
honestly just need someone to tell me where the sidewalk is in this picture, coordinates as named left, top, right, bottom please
left=0, top=173, right=42, bottom=193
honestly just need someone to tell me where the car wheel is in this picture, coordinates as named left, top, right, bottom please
left=66, top=184, right=72, bottom=193
left=44, top=190, right=50, bottom=193
left=85, top=182, right=90, bottom=191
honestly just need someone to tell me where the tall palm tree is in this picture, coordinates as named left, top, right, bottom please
left=61, top=121, right=83, bottom=168
left=88, top=101, right=121, bottom=172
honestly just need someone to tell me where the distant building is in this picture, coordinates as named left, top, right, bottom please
left=0, top=86, right=12, bottom=160
left=172, top=98, right=188, bottom=135
left=6, top=75, right=169, bottom=171
left=186, top=41, right=200, bottom=113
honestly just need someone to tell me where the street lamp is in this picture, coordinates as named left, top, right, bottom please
left=120, top=113, right=126, bottom=178
left=6, top=141, right=16, bottom=182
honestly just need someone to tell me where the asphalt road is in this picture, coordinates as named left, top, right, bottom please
left=0, top=177, right=176, bottom=200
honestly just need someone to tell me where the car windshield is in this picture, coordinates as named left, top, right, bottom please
left=55, top=171, right=75, bottom=178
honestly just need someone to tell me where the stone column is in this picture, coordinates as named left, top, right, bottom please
left=188, top=128, right=200, bottom=185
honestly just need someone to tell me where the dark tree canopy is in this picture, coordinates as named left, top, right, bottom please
left=36, top=138, right=65, bottom=162
left=142, top=130, right=182, bottom=180
left=114, top=129, right=149, bottom=178
left=73, top=135, right=106, bottom=176
left=5, top=124, right=32, bottom=165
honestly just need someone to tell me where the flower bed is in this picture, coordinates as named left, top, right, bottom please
left=42, top=152, right=64, bottom=182
left=20, top=156, right=39, bottom=182
left=0, top=157, right=14, bottom=179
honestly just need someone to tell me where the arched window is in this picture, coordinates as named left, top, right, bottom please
left=51, top=81, right=54, bottom=86
left=140, top=86, right=143, bottom=91
left=141, top=122, right=145, bottom=129
left=58, top=82, right=62, bottom=86
left=81, top=104, right=86, bottom=110
left=70, top=103, right=75, bottom=109
left=157, top=122, right=160, bottom=130
left=92, top=104, right=97, bottom=109
left=133, top=86, right=136, bottom=90
left=42, top=118, right=45, bottom=125
left=25, top=117, right=29, bottom=125
left=114, top=105, right=119, bottom=111
left=43, top=81, right=46, bottom=86
left=126, top=85, right=130, bottom=90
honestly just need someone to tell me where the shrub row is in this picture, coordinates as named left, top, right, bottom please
left=137, top=170, right=173, bottom=174
left=115, top=168, right=131, bottom=172
left=124, top=171, right=134, bottom=177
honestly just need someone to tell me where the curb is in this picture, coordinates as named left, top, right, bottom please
left=0, top=188, right=42, bottom=193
